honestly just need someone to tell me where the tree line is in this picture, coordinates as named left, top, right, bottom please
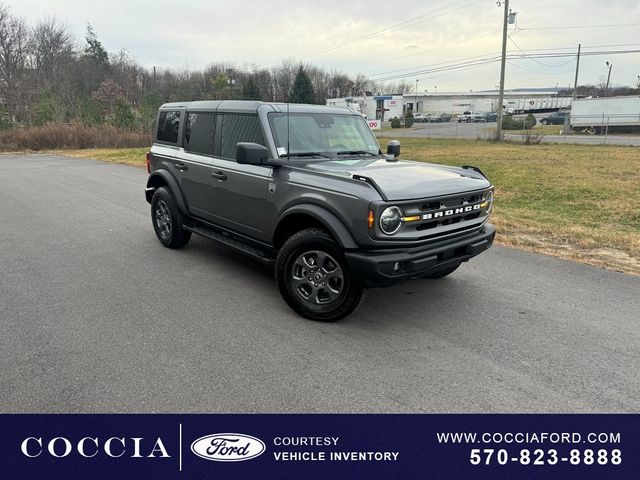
left=0, top=5, right=414, bottom=132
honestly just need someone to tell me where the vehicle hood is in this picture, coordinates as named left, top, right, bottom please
left=304, top=157, right=491, bottom=201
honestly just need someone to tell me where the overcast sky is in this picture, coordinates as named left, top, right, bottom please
left=5, top=0, right=640, bottom=92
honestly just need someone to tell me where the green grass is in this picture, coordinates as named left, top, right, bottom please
left=378, top=137, right=640, bottom=274
left=54, top=139, right=640, bottom=274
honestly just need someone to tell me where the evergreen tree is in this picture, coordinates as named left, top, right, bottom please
left=242, top=77, right=261, bottom=100
left=289, top=66, right=315, bottom=104
left=84, top=24, right=109, bottom=67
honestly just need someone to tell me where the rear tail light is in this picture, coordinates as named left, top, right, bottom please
left=145, top=151, right=151, bottom=173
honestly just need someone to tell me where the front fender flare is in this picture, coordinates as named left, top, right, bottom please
left=275, top=204, right=358, bottom=249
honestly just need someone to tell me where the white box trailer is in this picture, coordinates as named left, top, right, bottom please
left=571, top=96, right=640, bottom=131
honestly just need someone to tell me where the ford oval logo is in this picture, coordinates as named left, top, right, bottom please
left=191, top=433, right=266, bottom=462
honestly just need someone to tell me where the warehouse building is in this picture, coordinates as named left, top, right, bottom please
left=327, top=89, right=572, bottom=120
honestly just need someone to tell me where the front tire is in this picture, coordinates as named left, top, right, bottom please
left=275, top=228, right=364, bottom=322
left=151, top=186, right=191, bottom=248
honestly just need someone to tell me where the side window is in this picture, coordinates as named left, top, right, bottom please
left=219, top=114, right=265, bottom=160
left=157, top=111, right=181, bottom=144
left=184, top=112, right=216, bottom=155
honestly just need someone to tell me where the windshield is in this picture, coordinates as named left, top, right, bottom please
left=268, top=112, right=380, bottom=158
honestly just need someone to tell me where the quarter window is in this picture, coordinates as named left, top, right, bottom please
left=219, top=114, right=265, bottom=159
left=157, top=111, right=181, bottom=144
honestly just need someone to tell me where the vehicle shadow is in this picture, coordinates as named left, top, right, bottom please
left=181, top=234, right=486, bottom=331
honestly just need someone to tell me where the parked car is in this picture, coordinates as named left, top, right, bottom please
left=145, top=101, right=495, bottom=321
left=457, top=111, right=479, bottom=122
left=473, top=112, right=498, bottom=123
left=430, top=113, right=453, bottom=123
left=540, top=111, right=568, bottom=125
left=413, top=113, right=429, bottom=123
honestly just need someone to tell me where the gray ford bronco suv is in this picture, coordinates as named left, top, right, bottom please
left=145, top=101, right=495, bottom=321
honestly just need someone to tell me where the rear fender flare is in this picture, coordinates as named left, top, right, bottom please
left=145, top=169, right=188, bottom=215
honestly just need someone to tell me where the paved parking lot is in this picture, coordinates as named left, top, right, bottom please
left=378, top=119, right=640, bottom=145
left=1, top=155, right=639, bottom=413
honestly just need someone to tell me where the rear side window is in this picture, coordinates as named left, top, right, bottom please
left=219, top=114, right=265, bottom=159
left=157, top=111, right=181, bottom=144
left=184, top=112, right=216, bottom=155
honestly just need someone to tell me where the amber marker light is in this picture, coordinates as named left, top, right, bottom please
left=402, top=215, right=421, bottom=222
left=368, top=210, right=375, bottom=229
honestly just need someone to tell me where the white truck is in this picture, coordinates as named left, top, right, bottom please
left=570, top=96, right=640, bottom=133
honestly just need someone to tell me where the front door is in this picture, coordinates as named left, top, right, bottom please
left=206, top=113, right=276, bottom=242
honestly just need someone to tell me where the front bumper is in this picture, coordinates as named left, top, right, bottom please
left=345, top=223, right=496, bottom=288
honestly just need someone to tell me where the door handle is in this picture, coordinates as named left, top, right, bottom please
left=174, top=163, right=187, bottom=171
left=211, top=171, right=227, bottom=181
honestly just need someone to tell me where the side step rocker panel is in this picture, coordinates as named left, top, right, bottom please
left=183, top=224, right=276, bottom=266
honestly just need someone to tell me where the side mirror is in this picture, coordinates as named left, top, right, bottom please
left=236, top=142, right=269, bottom=165
left=386, top=140, right=401, bottom=158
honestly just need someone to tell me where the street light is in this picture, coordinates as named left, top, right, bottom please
left=605, top=61, right=613, bottom=96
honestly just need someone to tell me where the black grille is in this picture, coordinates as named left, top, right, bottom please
left=443, top=197, right=463, bottom=207
left=421, top=201, right=440, bottom=210
left=412, top=190, right=489, bottom=235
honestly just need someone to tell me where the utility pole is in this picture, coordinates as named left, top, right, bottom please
left=571, top=44, right=581, bottom=105
left=415, top=79, right=419, bottom=113
left=568, top=44, right=581, bottom=135
left=605, top=61, right=613, bottom=96
left=495, top=0, right=509, bottom=141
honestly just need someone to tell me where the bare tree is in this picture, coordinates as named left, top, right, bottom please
left=0, top=5, right=29, bottom=121
left=272, top=59, right=296, bottom=102
left=109, top=49, right=142, bottom=103
left=250, top=67, right=274, bottom=102
left=30, top=16, right=75, bottom=88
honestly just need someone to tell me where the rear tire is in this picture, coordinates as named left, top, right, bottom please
left=422, top=263, right=461, bottom=279
left=275, top=228, right=364, bottom=322
left=151, top=186, right=191, bottom=249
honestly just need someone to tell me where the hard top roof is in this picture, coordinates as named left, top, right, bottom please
left=159, top=100, right=360, bottom=115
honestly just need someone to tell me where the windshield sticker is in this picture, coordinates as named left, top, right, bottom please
left=277, top=147, right=287, bottom=156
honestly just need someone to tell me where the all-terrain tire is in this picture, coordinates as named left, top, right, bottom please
left=151, top=186, right=191, bottom=249
left=275, top=228, right=365, bottom=322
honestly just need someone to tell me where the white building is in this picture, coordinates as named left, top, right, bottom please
left=405, top=89, right=572, bottom=115
left=327, top=89, right=572, bottom=119
left=326, top=95, right=404, bottom=121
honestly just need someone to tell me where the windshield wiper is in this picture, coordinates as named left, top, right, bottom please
left=335, top=150, right=377, bottom=156
left=282, top=152, right=333, bottom=159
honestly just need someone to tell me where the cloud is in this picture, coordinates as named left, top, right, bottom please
left=4, top=0, right=640, bottom=89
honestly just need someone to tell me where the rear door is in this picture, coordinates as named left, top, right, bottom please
left=177, top=111, right=216, bottom=220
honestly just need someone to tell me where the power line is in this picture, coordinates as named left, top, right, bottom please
left=350, top=29, right=503, bottom=75
left=295, top=0, right=483, bottom=59
left=508, top=37, right=574, bottom=67
left=371, top=48, right=640, bottom=82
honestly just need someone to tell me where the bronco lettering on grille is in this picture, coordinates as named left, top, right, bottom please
left=422, top=204, right=481, bottom=220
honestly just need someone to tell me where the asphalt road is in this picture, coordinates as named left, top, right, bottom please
left=1, top=154, right=639, bottom=413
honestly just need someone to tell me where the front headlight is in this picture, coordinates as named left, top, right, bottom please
left=482, top=191, right=494, bottom=215
left=379, top=206, right=403, bottom=235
